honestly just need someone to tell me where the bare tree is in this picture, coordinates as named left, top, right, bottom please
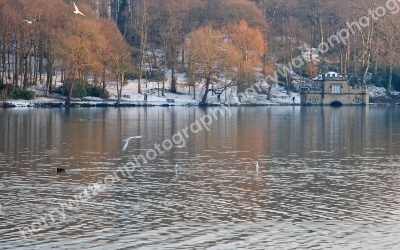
left=186, top=25, right=240, bottom=104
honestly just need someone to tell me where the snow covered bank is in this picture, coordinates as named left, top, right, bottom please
left=1, top=77, right=302, bottom=108
left=5, top=79, right=400, bottom=108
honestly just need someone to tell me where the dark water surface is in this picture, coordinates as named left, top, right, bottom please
left=1, top=106, right=400, bottom=249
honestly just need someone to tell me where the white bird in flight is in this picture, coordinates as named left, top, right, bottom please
left=22, top=19, right=36, bottom=24
left=122, top=136, right=142, bottom=151
left=73, top=2, right=86, bottom=17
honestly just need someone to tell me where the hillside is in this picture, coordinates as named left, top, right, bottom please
left=1, top=0, right=400, bottom=105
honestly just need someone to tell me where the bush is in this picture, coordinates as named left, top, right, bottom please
left=1, top=84, right=20, bottom=99
left=369, top=76, right=382, bottom=87
left=73, top=81, right=88, bottom=98
left=0, top=83, right=35, bottom=100
left=86, top=84, right=102, bottom=97
left=62, top=79, right=109, bottom=99
left=392, top=71, right=400, bottom=91
left=102, top=89, right=110, bottom=99
left=288, top=83, right=298, bottom=93
left=52, top=86, right=66, bottom=95
left=19, top=90, right=35, bottom=100
left=349, top=77, right=358, bottom=87
left=278, top=75, right=287, bottom=83
left=63, top=78, right=87, bottom=98
left=125, top=70, right=141, bottom=80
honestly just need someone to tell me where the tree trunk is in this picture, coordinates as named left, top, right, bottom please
left=151, top=46, right=157, bottom=69
left=102, top=67, right=106, bottom=97
left=119, top=73, right=124, bottom=101
left=286, top=74, right=290, bottom=95
left=387, top=64, right=393, bottom=96
left=362, top=66, right=369, bottom=86
left=116, top=72, right=124, bottom=107
left=116, top=73, right=120, bottom=106
left=33, top=50, right=38, bottom=85
left=138, top=0, right=148, bottom=93
left=171, top=66, right=177, bottom=93
left=345, top=40, right=350, bottom=74
left=162, top=55, right=166, bottom=96
left=1, top=40, right=6, bottom=83
left=319, top=16, right=323, bottom=74
left=39, top=46, right=43, bottom=84
left=7, top=46, right=11, bottom=82
left=169, top=41, right=178, bottom=93
left=138, top=69, right=143, bottom=94
left=13, top=45, right=19, bottom=86
left=66, top=81, right=74, bottom=107
left=354, top=53, right=358, bottom=81
left=23, top=58, right=28, bottom=89
left=361, top=24, right=374, bottom=86
left=181, top=35, right=185, bottom=67
left=66, top=69, right=77, bottom=106
left=200, top=75, right=211, bottom=105
left=45, top=61, right=53, bottom=96
left=19, top=50, right=23, bottom=86
left=267, top=80, right=273, bottom=101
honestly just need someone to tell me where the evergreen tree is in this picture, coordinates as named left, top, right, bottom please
left=117, top=0, right=129, bottom=37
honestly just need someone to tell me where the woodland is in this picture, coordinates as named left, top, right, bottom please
left=0, top=0, right=399, bottom=105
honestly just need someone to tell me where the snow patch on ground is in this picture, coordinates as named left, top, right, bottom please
left=2, top=68, right=302, bottom=107
left=301, top=48, right=320, bottom=64
left=368, top=85, right=387, bottom=98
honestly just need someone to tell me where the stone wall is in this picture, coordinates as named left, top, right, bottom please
left=300, top=74, right=369, bottom=105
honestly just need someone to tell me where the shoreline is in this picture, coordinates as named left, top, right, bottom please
left=0, top=100, right=303, bottom=108
left=1, top=99, right=397, bottom=108
left=1, top=94, right=399, bottom=108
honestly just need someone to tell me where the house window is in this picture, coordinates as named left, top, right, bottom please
left=355, top=97, right=360, bottom=104
left=311, top=97, right=318, bottom=104
left=332, top=85, right=341, bottom=94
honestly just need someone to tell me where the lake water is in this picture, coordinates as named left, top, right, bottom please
left=1, top=106, right=400, bottom=249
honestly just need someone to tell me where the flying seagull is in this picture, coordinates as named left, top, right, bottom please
left=122, top=136, right=142, bottom=151
left=22, top=19, right=36, bottom=24
left=73, top=2, right=86, bottom=17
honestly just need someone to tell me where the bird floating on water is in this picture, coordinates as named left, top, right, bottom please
left=174, top=164, right=181, bottom=173
left=255, top=162, right=259, bottom=172
left=122, top=136, right=142, bottom=151
left=92, top=183, right=102, bottom=190
left=73, top=2, right=86, bottom=17
left=57, top=167, right=65, bottom=173
left=0, top=200, right=11, bottom=209
left=82, top=188, right=88, bottom=197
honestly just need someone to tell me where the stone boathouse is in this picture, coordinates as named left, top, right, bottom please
left=300, top=72, right=369, bottom=106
